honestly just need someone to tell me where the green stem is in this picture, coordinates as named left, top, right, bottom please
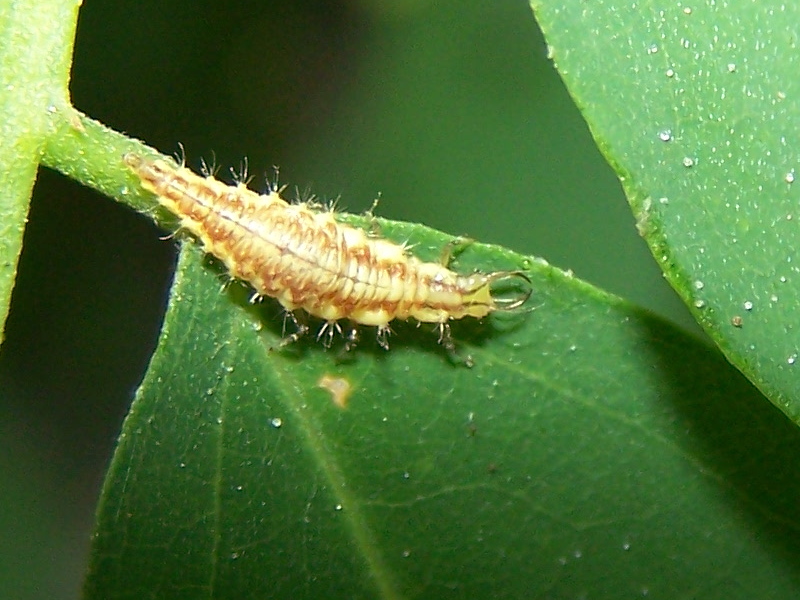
left=0, top=0, right=81, bottom=343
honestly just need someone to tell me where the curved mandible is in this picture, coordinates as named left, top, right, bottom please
left=485, top=270, right=532, bottom=311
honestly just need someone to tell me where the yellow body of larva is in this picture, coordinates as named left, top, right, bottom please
left=124, top=153, right=528, bottom=341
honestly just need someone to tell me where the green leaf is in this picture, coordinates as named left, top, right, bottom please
left=85, top=220, right=800, bottom=598
left=530, top=1, right=800, bottom=421
left=4, top=1, right=788, bottom=596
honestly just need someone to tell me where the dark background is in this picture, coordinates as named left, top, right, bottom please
left=0, top=1, right=700, bottom=597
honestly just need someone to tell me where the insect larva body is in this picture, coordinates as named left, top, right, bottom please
left=124, top=153, right=530, bottom=349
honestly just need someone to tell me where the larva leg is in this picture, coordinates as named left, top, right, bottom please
left=343, top=325, right=360, bottom=352
left=437, top=322, right=456, bottom=355
left=437, top=322, right=474, bottom=368
left=316, top=320, right=343, bottom=349
left=335, top=325, right=361, bottom=361
left=218, top=276, right=234, bottom=295
left=376, top=325, right=393, bottom=350
left=439, top=236, right=474, bottom=267
left=279, top=311, right=310, bottom=347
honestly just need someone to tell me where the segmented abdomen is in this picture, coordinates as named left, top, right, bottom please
left=124, top=153, right=525, bottom=328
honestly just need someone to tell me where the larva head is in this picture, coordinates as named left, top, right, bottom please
left=459, top=270, right=532, bottom=318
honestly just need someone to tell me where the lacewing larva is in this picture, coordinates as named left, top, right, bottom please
left=123, top=152, right=531, bottom=352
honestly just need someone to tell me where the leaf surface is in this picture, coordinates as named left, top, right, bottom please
left=86, top=221, right=800, bottom=598
left=531, top=0, right=800, bottom=420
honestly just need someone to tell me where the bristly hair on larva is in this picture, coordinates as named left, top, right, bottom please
left=123, top=152, right=532, bottom=355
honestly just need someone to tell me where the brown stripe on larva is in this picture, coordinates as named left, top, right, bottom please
left=124, top=153, right=530, bottom=347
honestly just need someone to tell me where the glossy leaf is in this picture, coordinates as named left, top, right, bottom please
left=85, top=220, right=800, bottom=598
left=531, top=0, right=800, bottom=421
